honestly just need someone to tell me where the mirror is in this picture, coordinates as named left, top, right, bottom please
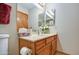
left=17, top=3, right=55, bottom=34
left=46, top=9, right=55, bottom=26
left=17, top=3, right=44, bottom=34
left=38, top=10, right=55, bottom=26
left=38, top=3, right=55, bottom=34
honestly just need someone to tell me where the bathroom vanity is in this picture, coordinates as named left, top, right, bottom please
left=17, top=3, right=57, bottom=55
left=19, top=33, right=57, bottom=55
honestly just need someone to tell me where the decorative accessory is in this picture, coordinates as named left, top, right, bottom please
left=0, top=3, right=11, bottom=24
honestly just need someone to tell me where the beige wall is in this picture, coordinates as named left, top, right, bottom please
left=0, top=3, right=19, bottom=55
left=48, top=3, right=79, bottom=55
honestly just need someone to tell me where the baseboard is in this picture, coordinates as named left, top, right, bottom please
left=56, top=50, right=70, bottom=55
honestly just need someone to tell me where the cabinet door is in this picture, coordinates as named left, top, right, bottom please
left=19, top=39, right=31, bottom=49
left=35, top=39, right=45, bottom=51
left=52, top=39, right=57, bottom=54
left=36, top=43, right=51, bottom=55
left=46, top=36, right=53, bottom=44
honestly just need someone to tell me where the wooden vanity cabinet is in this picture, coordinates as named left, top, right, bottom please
left=35, top=39, right=46, bottom=51
left=36, top=43, right=51, bottom=55
left=52, top=39, right=57, bottom=54
left=52, top=35, right=57, bottom=54
left=19, top=39, right=32, bottom=49
left=19, top=35, right=57, bottom=55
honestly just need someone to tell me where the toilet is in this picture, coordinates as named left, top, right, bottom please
left=0, top=33, right=9, bottom=55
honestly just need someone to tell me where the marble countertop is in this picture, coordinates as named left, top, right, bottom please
left=19, top=31, right=57, bottom=42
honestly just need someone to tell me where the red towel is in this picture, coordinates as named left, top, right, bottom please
left=0, top=3, right=11, bottom=24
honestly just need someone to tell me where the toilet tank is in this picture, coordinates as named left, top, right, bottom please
left=0, top=33, right=9, bottom=55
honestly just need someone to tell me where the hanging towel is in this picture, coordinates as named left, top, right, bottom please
left=0, top=3, right=11, bottom=24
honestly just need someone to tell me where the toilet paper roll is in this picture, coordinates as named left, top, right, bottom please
left=20, top=47, right=32, bottom=55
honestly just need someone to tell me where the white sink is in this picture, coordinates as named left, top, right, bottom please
left=0, top=34, right=9, bottom=39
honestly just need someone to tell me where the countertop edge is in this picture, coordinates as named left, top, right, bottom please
left=19, top=33, right=57, bottom=42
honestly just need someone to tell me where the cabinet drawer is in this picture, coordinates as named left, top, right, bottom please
left=36, top=43, right=51, bottom=55
left=35, top=39, right=45, bottom=51
left=46, top=36, right=54, bottom=44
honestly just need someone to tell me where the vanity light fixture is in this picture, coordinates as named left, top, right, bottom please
left=34, top=3, right=54, bottom=19
left=48, top=10, right=54, bottom=16
left=34, top=3, right=44, bottom=10
left=46, top=11, right=53, bottom=19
